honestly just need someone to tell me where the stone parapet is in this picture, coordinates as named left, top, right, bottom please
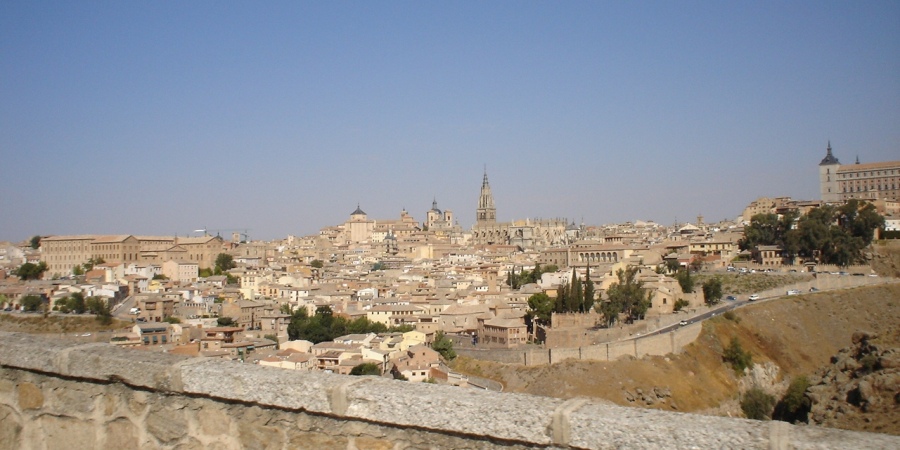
left=1, top=331, right=898, bottom=449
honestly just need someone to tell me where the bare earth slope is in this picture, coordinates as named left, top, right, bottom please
left=452, top=283, right=900, bottom=433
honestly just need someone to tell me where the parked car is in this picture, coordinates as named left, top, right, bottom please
left=726, top=295, right=737, bottom=301
left=809, top=287, right=819, bottom=292
left=748, top=294, right=760, bottom=301
left=786, top=289, right=800, bottom=296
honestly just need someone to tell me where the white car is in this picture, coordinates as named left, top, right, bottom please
left=679, top=320, right=688, bottom=326
left=786, top=290, right=800, bottom=296
left=748, top=294, right=760, bottom=301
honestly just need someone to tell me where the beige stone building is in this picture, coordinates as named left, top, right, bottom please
left=41, top=234, right=226, bottom=277
left=471, top=171, right=568, bottom=249
left=819, top=142, right=900, bottom=203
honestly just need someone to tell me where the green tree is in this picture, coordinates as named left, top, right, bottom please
left=606, top=266, right=652, bottom=322
left=554, top=279, right=568, bottom=313
left=568, top=269, right=583, bottom=313
left=68, top=292, right=86, bottom=314
left=675, top=269, right=694, bottom=293
left=702, top=277, right=723, bottom=306
left=214, top=253, right=235, bottom=275
left=529, top=263, right=543, bottom=284
left=673, top=299, right=689, bottom=312
left=582, top=265, right=595, bottom=313
left=773, top=376, right=811, bottom=424
left=527, top=293, right=554, bottom=327
left=72, top=265, right=84, bottom=276
left=21, top=295, right=43, bottom=312
left=30, top=236, right=41, bottom=249
left=198, top=268, right=213, bottom=278
left=723, top=337, right=753, bottom=374
left=349, top=363, right=382, bottom=376
left=665, top=260, right=681, bottom=274
left=432, top=331, right=456, bottom=361
left=82, top=257, right=105, bottom=272
left=217, top=316, right=236, bottom=327
left=310, top=259, right=324, bottom=269
left=164, top=316, right=181, bottom=324
left=14, top=262, right=48, bottom=280
left=741, top=387, right=776, bottom=420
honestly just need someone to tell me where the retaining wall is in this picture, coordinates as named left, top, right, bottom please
left=459, top=323, right=703, bottom=366
left=1, top=332, right=897, bottom=449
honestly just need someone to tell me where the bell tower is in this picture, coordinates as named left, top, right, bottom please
left=476, top=169, right=496, bottom=225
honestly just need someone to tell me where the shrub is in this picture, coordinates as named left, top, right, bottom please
left=673, top=299, right=689, bottom=312
left=723, top=311, right=739, bottom=322
left=773, top=376, right=811, bottom=423
left=723, top=337, right=753, bottom=374
left=741, top=387, right=776, bottom=420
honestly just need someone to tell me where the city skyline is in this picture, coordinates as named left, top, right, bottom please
left=2, top=2, right=898, bottom=242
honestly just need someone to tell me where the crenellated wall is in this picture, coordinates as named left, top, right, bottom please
left=1, top=331, right=898, bottom=449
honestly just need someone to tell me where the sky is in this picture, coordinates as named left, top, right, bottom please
left=2, top=2, right=898, bottom=242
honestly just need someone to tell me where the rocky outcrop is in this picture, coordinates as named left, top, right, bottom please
left=808, top=331, right=900, bottom=433
left=623, top=386, right=676, bottom=409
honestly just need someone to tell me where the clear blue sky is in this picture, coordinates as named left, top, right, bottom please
left=2, top=1, right=898, bottom=242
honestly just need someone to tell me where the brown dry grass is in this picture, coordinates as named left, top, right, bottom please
left=0, top=313, right=131, bottom=334
left=452, top=283, right=900, bottom=418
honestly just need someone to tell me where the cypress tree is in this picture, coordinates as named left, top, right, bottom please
left=583, top=264, right=595, bottom=313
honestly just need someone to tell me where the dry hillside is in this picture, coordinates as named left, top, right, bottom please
left=0, top=313, right=131, bottom=334
left=872, top=240, right=900, bottom=278
left=452, top=283, right=900, bottom=434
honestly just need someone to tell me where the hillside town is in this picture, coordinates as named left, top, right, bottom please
left=2, top=149, right=898, bottom=387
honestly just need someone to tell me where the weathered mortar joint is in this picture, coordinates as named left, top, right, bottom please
left=329, top=377, right=374, bottom=416
left=768, top=420, right=791, bottom=450
left=549, top=397, right=589, bottom=446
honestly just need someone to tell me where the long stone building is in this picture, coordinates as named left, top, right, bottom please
left=819, top=141, right=900, bottom=203
left=40, top=234, right=226, bottom=277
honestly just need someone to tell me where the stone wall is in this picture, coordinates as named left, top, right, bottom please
left=459, top=322, right=703, bottom=366
left=1, top=332, right=898, bottom=449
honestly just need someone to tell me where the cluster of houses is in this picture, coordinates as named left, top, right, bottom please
left=2, top=184, right=895, bottom=381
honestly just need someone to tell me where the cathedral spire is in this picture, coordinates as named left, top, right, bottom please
left=476, top=168, right=496, bottom=225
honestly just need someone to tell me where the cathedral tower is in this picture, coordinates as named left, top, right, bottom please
left=476, top=169, right=496, bottom=225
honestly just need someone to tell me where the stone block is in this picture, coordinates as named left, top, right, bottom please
left=353, top=436, right=394, bottom=450
left=343, top=377, right=558, bottom=445
left=197, top=404, right=232, bottom=437
left=146, top=399, right=189, bottom=444
left=287, top=430, right=348, bottom=449
left=40, top=414, right=97, bottom=450
left=178, top=359, right=341, bottom=413
left=101, top=418, right=139, bottom=450
left=16, top=382, right=43, bottom=410
left=60, top=344, right=190, bottom=391
left=0, top=331, right=81, bottom=373
left=568, top=402, right=768, bottom=449
left=0, top=404, right=22, bottom=445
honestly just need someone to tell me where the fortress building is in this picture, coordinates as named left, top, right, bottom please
left=819, top=142, right=900, bottom=203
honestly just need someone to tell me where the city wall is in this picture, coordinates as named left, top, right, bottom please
left=2, top=332, right=898, bottom=449
left=459, top=276, right=898, bottom=367
left=459, top=322, right=703, bottom=366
